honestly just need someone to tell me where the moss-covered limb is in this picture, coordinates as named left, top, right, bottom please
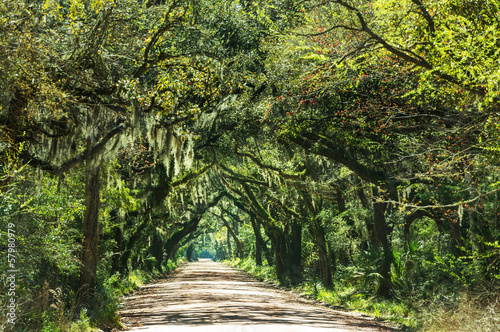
left=216, top=170, right=246, bottom=198
left=325, top=0, right=489, bottom=99
left=216, top=166, right=275, bottom=227
left=170, top=157, right=216, bottom=188
left=234, top=144, right=305, bottom=180
left=143, top=156, right=216, bottom=212
left=158, top=113, right=196, bottom=127
left=178, top=229, right=202, bottom=249
left=120, top=217, right=151, bottom=274
left=164, top=215, right=203, bottom=263
left=23, top=121, right=127, bottom=175
left=219, top=163, right=269, bottom=187
left=285, top=132, right=391, bottom=191
left=240, top=182, right=275, bottom=224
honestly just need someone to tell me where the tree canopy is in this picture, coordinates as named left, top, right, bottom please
left=1, top=0, right=500, bottom=330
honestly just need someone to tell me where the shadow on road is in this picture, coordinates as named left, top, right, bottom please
left=119, top=260, right=396, bottom=332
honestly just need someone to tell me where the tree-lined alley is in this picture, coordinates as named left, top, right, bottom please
left=1, top=1, right=499, bottom=331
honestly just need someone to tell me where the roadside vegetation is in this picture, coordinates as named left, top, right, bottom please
left=1, top=0, right=499, bottom=331
left=229, top=257, right=499, bottom=331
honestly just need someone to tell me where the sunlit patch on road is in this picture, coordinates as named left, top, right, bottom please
left=120, top=260, right=392, bottom=332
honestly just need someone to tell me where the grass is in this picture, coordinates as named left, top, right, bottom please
left=228, top=257, right=500, bottom=331
left=15, top=259, right=185, bottom=332
left=226, top=257, right=278, bottom=284
left=228, top=257, right=417, bottom=330
left=419, top=291, right=500, bottom=332
left=298, top=281, right=419, bottom=329
left=96, top=259, right=183, bottom=328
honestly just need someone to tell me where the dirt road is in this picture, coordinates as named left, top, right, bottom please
left=119, top=260, right=396, bottom=332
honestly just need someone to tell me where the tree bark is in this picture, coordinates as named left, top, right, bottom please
left=288, top=220, right=303, bottom=286
left=250, top=217, right=273, bottom=266
left=220, top=215, right=243, bottom=258
left=79, top=155, right=101, bottom=300
left=308, top=221, right=332, bottom=287
left=227, top=226, right=232, bottom=259
left=328, top=241, right=337, bottom=277
left=272, top=229, right=288, bottom=285
left=373, top=198, right=392, bottom=298
left=469, top=203, right=481, bottom=271
left=120, top=218, right=149, bottom=275
left=317, top=226, right=332, bottom=287
left=255, top=237, right=263, bottom=266
left=150, top=232, right=164, bottom=272
left=496, top=190, right=500, bottom=232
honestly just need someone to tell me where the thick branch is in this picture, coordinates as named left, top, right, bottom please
left=285, top=131, right=392, bottom=191
left=410, top=0, right=435, bottom=34
left=133, top=0, right=181, bottom=78
left=219, top=164, right=269, bottom=187
left=329, top=0, right=487, bottom=98
left=25, top=120, right=126, bottom=175
left=234, top=145, right=304, bottom=180
left=171, top=158, right=215, bottom=187
left=387, top=187, right=500, bottom=210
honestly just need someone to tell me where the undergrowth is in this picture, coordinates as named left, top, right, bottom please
left=2, top=260, right=181, bottom=332
left=91, top=259, right=181, bottom=330
left=419, top=291, right=500, bottom=332
left=228, top=257, right=416, bottom=329
left=225, top=257, right=277, bottom=284
left=227, top=257, right=500, bottom=332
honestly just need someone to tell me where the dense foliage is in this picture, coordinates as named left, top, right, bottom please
left=1, top=0, right=499, bottom=331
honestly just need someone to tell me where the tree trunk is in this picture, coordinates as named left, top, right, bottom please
left=250, top=217, right=273, bottom=266
left=150, top=232, right=164, bottom=272
left=186, top=243, right=195, bottom=262
left=221, top=216, right=243, bottom=259
left=288, top=220, right=303, bottom=286
left=373, top=199, right=392, bottom=298
left=226, top=226, right=232, bottom=259
left=495, top=190, right=500, bottom=232
left=328, top=241, right=337, bottom=277
left=308, top=222, right=332, bottom=287
left=120, top=218, right=149, bottom=275
left=269, top=224, right=302, bottom=286
left=358, top=183, right=375, bottom=251
left=272, top=229, right=287, bottom=285
left=255, top=238, right=262, bottom=266
left=469, top=203, right=481, bottom=272
left=337, top=188, right=355, bottom=263
left=79, top=155, right=101, bottom=300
